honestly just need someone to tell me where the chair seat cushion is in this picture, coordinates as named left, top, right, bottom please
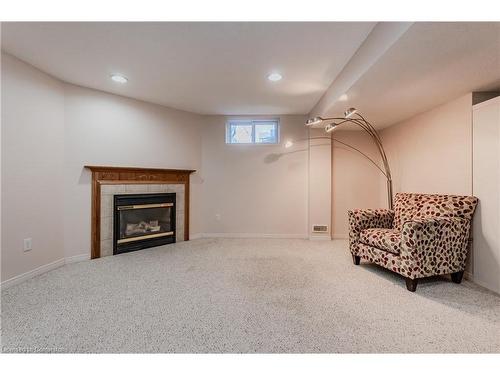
left=360, top=228, right=401, bottom=254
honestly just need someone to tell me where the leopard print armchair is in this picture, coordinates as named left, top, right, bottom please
left=348, top=193, right=478, bottom=292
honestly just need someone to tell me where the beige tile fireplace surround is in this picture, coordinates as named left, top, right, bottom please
left=85, top=166, right=195, bottom=259
left=99, top=183, right=185, bottom=257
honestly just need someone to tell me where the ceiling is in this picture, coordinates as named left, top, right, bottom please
left=319, top=22, right=500, bottom=128
left=1, top=22, right=375, bottom=115
left=2, top=22, right=499, bottom=125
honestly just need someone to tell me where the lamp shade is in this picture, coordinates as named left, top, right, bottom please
left=344, top=108, right=358, bottom=118
left=325, top=123, right=339, bottom=133
left=305, top=116, right=323, bottom=126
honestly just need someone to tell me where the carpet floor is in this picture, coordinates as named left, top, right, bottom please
left=1, top=238, right=499, bottom=353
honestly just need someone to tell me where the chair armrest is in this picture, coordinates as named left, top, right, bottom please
left=400, top=217, right=471, bottom=278
left=348, top=209, right=394, bottom=254
left=348, top=209, right=394, bottom=232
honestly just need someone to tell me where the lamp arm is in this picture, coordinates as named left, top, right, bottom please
left=329, top=117, right=383, bottom=148
left=326, top=116, right=391, bottom=181
left=317, top=114, right=393, bottom=209
left=323, top=117, right=382, bottom=146
left=331, top=138, right=388, bottom=178
left=349, top=119, right=389, bottom=168
left=352, top=114, right=386, bottom=150
left=294, top=136, right=388, bottom=178
left=351, top=114, right=393, bottom=209
left=352, top=115, right=392, bottom=179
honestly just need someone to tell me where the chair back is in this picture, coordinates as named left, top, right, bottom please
left=393, top=193, right=478, bottom=231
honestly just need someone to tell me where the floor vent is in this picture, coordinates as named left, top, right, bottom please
left=312, top=225, right=329, bottom=233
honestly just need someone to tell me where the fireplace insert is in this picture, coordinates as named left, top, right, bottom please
left=113, top=193, right=176, bottom=255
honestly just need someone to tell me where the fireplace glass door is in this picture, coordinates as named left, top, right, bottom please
left=114, top=193, right=176, bottom=254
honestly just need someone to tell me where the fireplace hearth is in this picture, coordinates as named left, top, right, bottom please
left=113, top=193, right=176, bottom=255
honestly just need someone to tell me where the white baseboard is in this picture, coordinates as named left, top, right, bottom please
left=463, top=272, right=500, bottom=296
left=65, top=253, right=90, bottom=264
left=194, top=233, right=308, bottom=239
left=331, top=234, right=348, bottom=240
left=189, top=233, right=204, bottom=240
left=1, top=258, right=65, bottom=290
left=1, top=253, right=91, bottom=291
left=308, top=234, right=332, bottom=241
left=464, top=270, right=473, bottom=281
left=1, top=233, right=337, bottom=290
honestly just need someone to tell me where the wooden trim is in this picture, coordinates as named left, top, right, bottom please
left=99, top=180, right=185, bottom=185
left=85, top=166, right=195, bottom=259
left=185, top=177, right=191, bottom=240
left=84, top=165, right=196, bottom=174
left=91, top=177, right=101, bottom=259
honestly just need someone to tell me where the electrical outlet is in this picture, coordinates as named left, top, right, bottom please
left=23, top=238, right=32, bottom=252
left=215, top=213, right=221, bottom=221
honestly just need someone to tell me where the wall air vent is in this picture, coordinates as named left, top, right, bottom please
left=312, top=225, right=329, bottom=233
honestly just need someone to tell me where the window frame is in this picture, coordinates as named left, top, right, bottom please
left=225, top=118, right=280, bottom=145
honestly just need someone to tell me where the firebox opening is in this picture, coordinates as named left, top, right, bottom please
left=113, top=193, right=176, bottom=255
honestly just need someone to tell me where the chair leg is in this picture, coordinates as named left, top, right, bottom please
left=405, top=277, right=418, bottom=292
left=352, top=255, right=360, bottom=265
left=451, top=271, right=464, bottom=284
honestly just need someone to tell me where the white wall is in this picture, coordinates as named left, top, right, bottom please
left=329, top=94, right=474, bottom=237
left=1, top=53, right=204, bottom=282
left=379, top=93, right=475, bottom=274
left=63, top=84, right=204, bottom=259
left=1, top=27, right=3, bottom=284
left=331, top=130, right=382, bottom=238
left=1, top=53, right=65, bottom=281
left=308, top=128, right=332, bottom=239
left=472, top=96, right=500, bottom=293
left=1, top=54, right=313, bottom=284
left=380, top=94, right=473, bottom=197
left=4, top=52, right=491, bottom=291
left=200, top=115, right=308, bottom=237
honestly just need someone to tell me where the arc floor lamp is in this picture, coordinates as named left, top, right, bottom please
left=304, top=108, right=393, bottom=210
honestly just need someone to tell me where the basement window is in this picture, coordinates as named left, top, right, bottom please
left=225, top=119, right=279, bottom=144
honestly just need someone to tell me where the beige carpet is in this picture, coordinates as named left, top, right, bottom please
left=1, top=238, right=499, bottom=353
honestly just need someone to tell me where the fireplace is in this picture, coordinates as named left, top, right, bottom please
left=113, top=193, right=176, bottom=255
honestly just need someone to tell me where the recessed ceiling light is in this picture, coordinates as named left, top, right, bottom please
left=267, top=72, right=283, bottom=82
left=111, top=74, right=128, bottom=83
left=339, top=94, right=348, bottom=101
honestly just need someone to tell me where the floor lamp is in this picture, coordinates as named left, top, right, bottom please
left=304, top=108, right=393, bottom=210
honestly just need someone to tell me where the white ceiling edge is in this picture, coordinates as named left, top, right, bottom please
left=1, top=22, right=376, bottom=116
left=309, top=22, right=500, bottom=130
left=325, top=22, right=500, bottom=129
left=3, top=22, right=497, bottom=127
left=309, top=22, right=413, bottom=117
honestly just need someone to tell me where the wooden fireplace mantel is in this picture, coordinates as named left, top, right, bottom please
left=85, top=166, right=196, bottom=259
